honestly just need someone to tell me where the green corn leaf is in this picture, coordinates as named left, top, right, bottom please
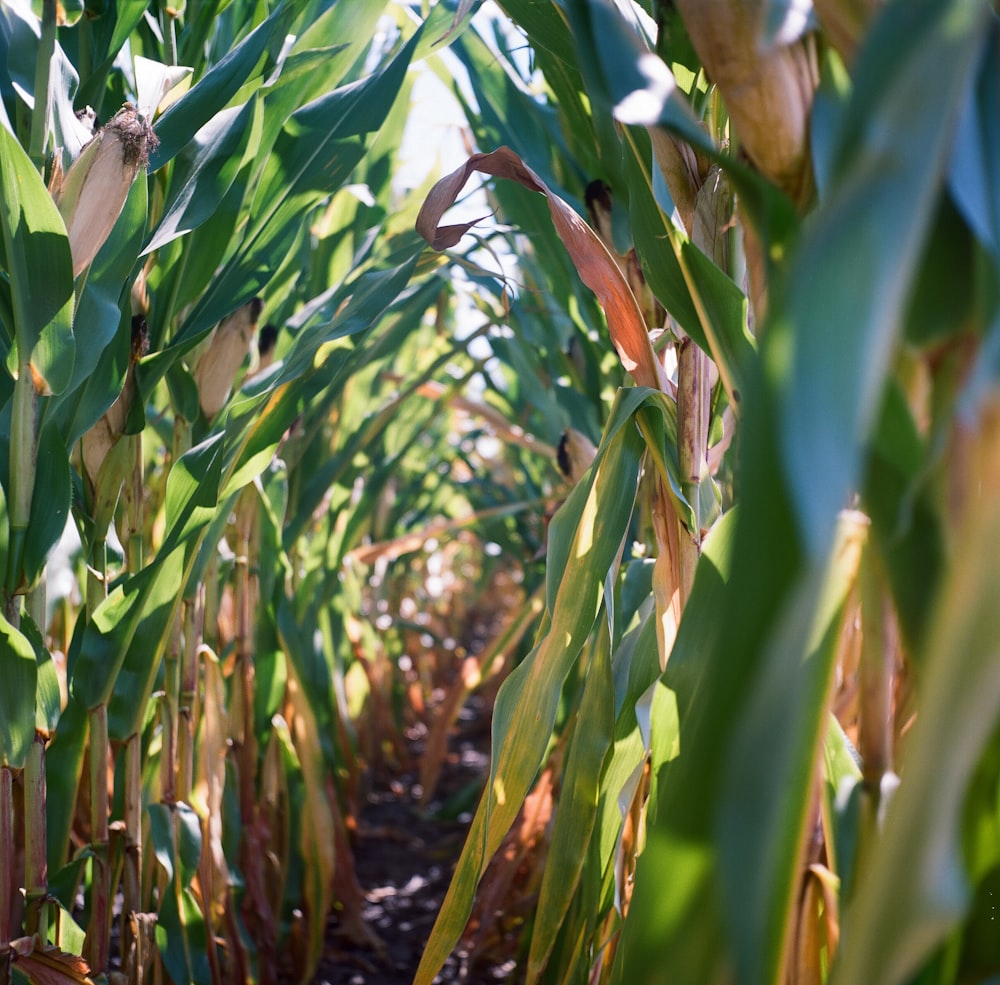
left=0, top=610, right=37, bottom=767
left=43, top=697, right=88, bottom=877
left=834, top=400, right=1000, bottom=985
left=949, top=23, right=1000, bottom=260
left=19, top=610, right=60, bottom=733
left=0, top=123, right=74, bottom=394
left=177, top=27, right=423, bottom=344
left=150, top=4, right=291, bottom=170
left=862, top=381, right=945, bottom=651
left=526, top=629, right=614, bottom=981
left=22, top=421, right=71, bottom=591
left=414, top=387, right=648, bottom=984
left=717, top=511, right=866, bottom=985
left=148, top=803, right=209, bottom=985
left=612, top=506, right=739, bottom=985
left=780, top=0, right=991, bottom=554
left=59, top=174, right=147, bottom=424
left=144, top=98, right=258, bottom=254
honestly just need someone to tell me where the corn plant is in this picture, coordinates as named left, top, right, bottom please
left=0, top=1, right=562, bottom=982
left=413, top=1, right=1000, bottom=983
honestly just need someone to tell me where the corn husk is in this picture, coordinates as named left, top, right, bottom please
left=80, top=316, right=149, bottom=521
left=56, top=105, right=157, bottom=277
left=556, top=428, right=598, bottom=484
left=191, top=298, right=263, bottom=418
left=675, top=0, right=818, bottom=208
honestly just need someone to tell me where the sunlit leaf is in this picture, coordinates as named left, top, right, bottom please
left=0, top=123, right=74, bottom=394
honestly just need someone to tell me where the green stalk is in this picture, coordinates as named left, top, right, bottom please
left=23, top=581, right=48, bottom=943
left=675, top=166, right=731, bottom=603
left=121, top=432, right=145, bottom=974
left=86, top=704, right=110, bottom=973
left=81, top=483, right=111, bottom=971
left=176, top=590, right=204, bottom=803
left=121, top=735, right=142, bottom=980
left=162, top=616, right=181, bottom=807
left=0, top=766, right=14, bottom=949
left=23, top=734, right=47, bottom=940
left=8, top=368, right=37, bottom=602
left=162, top=420, right=191, bottom=807
left=229, top=487, right=259, bottom=827
left=125, top=432, right=145, bottom=574
left=676, top=331, right=708, bottom=604
left=86, top=538, right=108, bottom=616
left=161, top=7, right=179, bottom=67
left=28, top=0, right=56, bottom=169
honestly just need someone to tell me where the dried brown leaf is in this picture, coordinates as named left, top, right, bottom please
left=416, top=147, right=669, bottom=392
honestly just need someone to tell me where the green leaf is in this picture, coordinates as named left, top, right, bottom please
left=23, top=421, right=71, bottom=589
left=613, top=509, right=740, bottom=985
left=44, top=696, right=88, bottom=877
left=176, top=27, right=420, bottom=344
left=149, top=803, right=208, bottom=985
left=20, top=610, right=60, bottom=733
left=835, top=407, right=1000, bottom=984
left=780, top=0, right=991, bottom=554
left=144, top=98, right=258, bottom=254
left=949, top=23, right=1000, bottom=260
left=150, top=4, right=289, bottom=170
left=862, top=381, right=944, bottom=651
left=527, top=637, right=615, bottom=981
left=0, top=609, right=37, bottom=767
left=0, top=123, right=74, bottom=394
left=760, top=0, right=818, bottom=47
left=717, top=512, right=866, bottom=985
left=414, top=387, right=647, bottom=985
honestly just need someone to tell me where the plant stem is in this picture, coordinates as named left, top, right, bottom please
left=0, top=766, right=15, bottom=948
left=177, top=591, right=204, bottom=803
left=125, top=433, right=145, bottom=573
left=86, top=705, right=110, bottom=973
left=676, top=332, right=708, bottom=604
left=162, top=420, right=191, bottom=807
left=23, top=734, right=47, bottom=941
left=8, top=367, right=37, bottom=601
left=162, top=616, right=181, bottom=807
left=24, top=577, right=48, bottom=939
left=121, top=431, right=145, bottom=970
left=121, top=733, right=142, bottom=976
left=859, top=545, right=896, bottom=795
left=29, top=0, right=56, bottom=169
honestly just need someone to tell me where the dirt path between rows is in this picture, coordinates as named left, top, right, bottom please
left=309, top=702, right=518, bottom=985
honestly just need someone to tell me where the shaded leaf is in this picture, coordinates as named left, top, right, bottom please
left=0, top=610, right=37, bottom=767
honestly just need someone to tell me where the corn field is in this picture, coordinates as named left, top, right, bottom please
left=1, top=0, right=999, bottom=983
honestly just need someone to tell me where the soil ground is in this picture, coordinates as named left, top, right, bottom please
left=310, top=701, right=516, bottom=985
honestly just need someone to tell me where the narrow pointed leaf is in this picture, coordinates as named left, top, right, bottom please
left=0, top=611, right=36, bottom=767
left=0, top=124, right=74, bottom=394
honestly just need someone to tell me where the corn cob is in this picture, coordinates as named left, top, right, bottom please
left=191, top=298, right=264, bottom=419
left=55, top=104, right=157, bottom=277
